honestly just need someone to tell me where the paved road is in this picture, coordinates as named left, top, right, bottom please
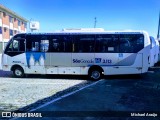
left=28, top=68, right=160, bottom=120
left=0, top=67, right=160, bottom=120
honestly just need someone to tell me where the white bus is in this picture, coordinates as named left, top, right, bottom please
left=1, top=30, right=151, bottom=80
left=154, top=37, right=160, bottom=63
left=156, top=38, right=160, bottom=62
left=149, top=36, right=159, bottom=67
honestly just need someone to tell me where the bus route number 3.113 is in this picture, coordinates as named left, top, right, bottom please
left=102, top=59, right=112, bottom=63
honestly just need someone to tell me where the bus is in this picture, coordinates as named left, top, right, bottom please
left=149, top=36, right=159, bottom=67
left=155, top=38, right=160, bottom=63
left=1, top=29, right=151, bottom=80
left=158, top=38, right=160, bottom=62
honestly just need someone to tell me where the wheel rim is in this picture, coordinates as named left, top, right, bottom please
left=15, top=69, right=22, bottom=76
left=91, top=71, right=100, bottom=80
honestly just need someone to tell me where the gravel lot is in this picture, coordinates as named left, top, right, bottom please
left=0, top=70, right=91, bottom=112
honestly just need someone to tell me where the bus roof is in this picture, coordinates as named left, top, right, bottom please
left=28, top=31, right=146, bottom=34
left=17, top=30, right=148, bottom=36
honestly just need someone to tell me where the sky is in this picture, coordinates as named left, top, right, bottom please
left=0, top=0, right=160, bottom=38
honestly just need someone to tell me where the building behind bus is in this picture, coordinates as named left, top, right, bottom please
left=0, top=4, right=28, bottom=53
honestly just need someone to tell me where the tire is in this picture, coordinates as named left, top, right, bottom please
left=89, top=69, right=102, bottom=80
left=13, top=67, right=24, bottom=78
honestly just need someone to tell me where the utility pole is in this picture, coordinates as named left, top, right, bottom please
left=157, top=11, right=160, bottom=39
left=29, top=18, right=33, bottom=32
left=94, top=17, right=97, bottom=28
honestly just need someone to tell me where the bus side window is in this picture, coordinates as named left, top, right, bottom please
left=26, top=35, right=40, bottom=52
left=79, top=35, right=95, bottom=53
left=31, top=42, right=39, bottom=52
left=119, top=35, right=132, bottom=53
left=119, top=34, right=144, bottom=53
left=72, top=35, right=79, bottom=52
left=95, top=34, right=119, bottom=53
left=101, top=40, right=108, bottom=52
left=52, top=38, right=59, bottom=52
left=134, top=35, right=144, bottom=52
left=63, top=35, right=72, bottom=52
left=41, top=40, right=49, bottom=52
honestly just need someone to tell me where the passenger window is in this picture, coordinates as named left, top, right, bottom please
left=119, top=34, right=144, bottom=53
left=41, top=40, right=49, bottom=52
left=95, top=34, right=119, bottom=53
left=32, top=42, right=39, bottom=52
left=73, top=35, right=95, bottom=53
left=26, top=35, right=39, bottom=52
left=26, top=35, right=50, bottom=52
left=52, top=38, right=60, bottom=52
left=119, top=36, right=131, bottom=53
left=50, top=35, right=72, bottom=52
left=63, top=35, right=72, bottom=52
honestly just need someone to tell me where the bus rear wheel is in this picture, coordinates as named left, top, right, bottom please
left=13, top=67, right=24, bottom=78
left=89, top=69, right=102, bottom=80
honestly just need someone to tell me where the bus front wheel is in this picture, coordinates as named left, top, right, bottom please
left=13, top=67, right=24, bottom=78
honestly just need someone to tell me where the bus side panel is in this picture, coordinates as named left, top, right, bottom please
left=155, top=40, right=159, bottom=63
left=45, top=53, right=73, bottom=74
left=2, top=54, right=8, bottom=71
left=72, top=53, right=95, bottom=75
left=45, top=53, right=72, bottom=66
left=103, top=67, right=141, bottom=75
left=149, top=46, right=156, bottom=67
left=25, top=52, right=46, bottom=74
left=2, top=53, right=26, bottom=72
left=72, top=53, right=95, bottom=67
left=80, top=66, right=89, bottom=75
left=103, top=53, right=143, bottom=75
left=94, top=53, right=119, bottom=66
left=141, top=45, right=150, bottom=73
left=45, top=66, right=82, bottom=75
left=46, top=67, right=58, bottom=74
left=58, top=67, right=81, bottom=74
left=117, top=53, right=137, bottom=66
left=131, top=53, right=143, bottom=67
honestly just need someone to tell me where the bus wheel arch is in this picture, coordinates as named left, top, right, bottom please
left=88, top=65, right=104, bottom=80
left=11, top=65, right=25, bottom=78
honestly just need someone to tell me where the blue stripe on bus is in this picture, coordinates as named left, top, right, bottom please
left=26, top=52, right=45, bottom=68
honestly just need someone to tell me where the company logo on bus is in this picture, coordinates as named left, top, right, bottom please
left=95, top=58, right=101, bottom=63
left=73, top=58, right=112, bottom=64
left=95, top=58, right=112, bottom=64
left=73, top=59, right=94, bottom=63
